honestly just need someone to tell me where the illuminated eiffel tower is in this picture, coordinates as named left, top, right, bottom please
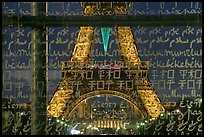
left=47, top=2, right=165, bottom=122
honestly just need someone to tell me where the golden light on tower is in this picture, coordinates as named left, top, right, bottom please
left=47, top=2, right=165, bottom=123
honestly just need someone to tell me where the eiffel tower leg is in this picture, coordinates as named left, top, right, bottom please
left=116, top=26, right=141, bottom=65
left=71, top=26, right=94, bottom=62
left=71, top=5, right=96, bottom=62
left=116, top=26, right=165, bottom=118
left=137, top=81, right=165, bottom=118
left=47, top=5, right=96, bottom=118
left=114, top=5, right=164, bottom=118
left=47, top=85, right=74, bottom=117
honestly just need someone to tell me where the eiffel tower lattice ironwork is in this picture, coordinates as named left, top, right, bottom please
left=47, top=2, right=165, bottom=121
